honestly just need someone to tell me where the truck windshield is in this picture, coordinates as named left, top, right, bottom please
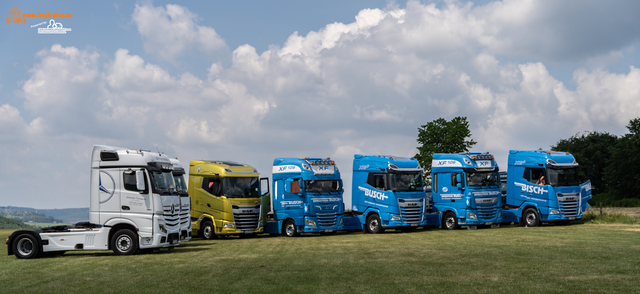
left=174, top=174, right=188, bottom=196
left=466, top=171, right=500, bottom=187
left=304, top=180, right=341, bottom=193
left=388, top=172, right=424, bottom=192
left=222, top=177, right=259, bottom=198
left=150, top=171, right=177, bottom=195
left=547, top=167, right=580, bottom=187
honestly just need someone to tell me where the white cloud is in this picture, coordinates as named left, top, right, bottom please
left=3, top=1, right=640, bottom=208
left=132, top=3, right=227, bottom=61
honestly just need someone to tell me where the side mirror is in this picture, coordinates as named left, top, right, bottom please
left=260, top=177, right=270, bottom=197
left=135, top=170, right=146, bottom=191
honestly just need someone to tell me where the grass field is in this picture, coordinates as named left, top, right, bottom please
left=2, top=223, right=639, bottom=294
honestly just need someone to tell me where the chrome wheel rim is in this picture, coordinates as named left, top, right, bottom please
left=203, top=225, right=212, bottom=239
left=369, top=218, right=379, bottom=232
left=17, top=238, right=34, bottom=256
left=116, top=235, right=132, bottom=252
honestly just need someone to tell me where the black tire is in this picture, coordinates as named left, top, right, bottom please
left=283, top=219, right=298, bottom=237
left=200, top=220, right=216, bottom=240
left=365, top=214, right=384, bottom=234
left=522, top=208, right=540, bottom=227
left=12, top=234, right=41, bottom=259
left=442, top=212, right=459, bottom=230
left=111, top=229, right=138, bottom=255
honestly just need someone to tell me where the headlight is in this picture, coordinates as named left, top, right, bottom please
left=550, top=210, right=560, bottom=215
left=390, top=216, right=402, bottom=221
left=339, top=218, right=344, bottom=225
left=223, top=222, right=234, bottom=228
left=467, top=212, right=477, bottom=220
left=306, top=219, right=316, bottom=227
left=159, top=224, right=167, bottom=234
left=498, top=211, right=502, bottom=218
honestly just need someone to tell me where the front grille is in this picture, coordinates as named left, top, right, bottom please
left=558, top=194, right=580, bottom=217
left=163, top=204, right=180, bottom=230
left=477, top=206, right=497, bottom=220
left=232, top=204, right=261, bottom=231
left=317, top=212, right=337, bottom=227
left=398, top=198, right=425, bottom=224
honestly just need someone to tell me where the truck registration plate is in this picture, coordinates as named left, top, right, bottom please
left=244, top=231, right=253, bottom=234
left=486, top=222, right=492, bottom=225
left=569, top=217, right=575, bottom=220
left=324, top=229, right=334, bottom=233
left=411, top=224, right=418, bottom=227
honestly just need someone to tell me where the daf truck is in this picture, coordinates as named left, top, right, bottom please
left=431, top=152, right=502, bottom=230
left=170, top=158, right=192, bottom=242
left=502, top=150, right=592, bottom=226
left=346, top=155, right=429, bottom=233
left=6, top=145, right=184, bottom=259
left=188, top=160, right=267, bottom=239
left=265, top=157, right=345, bottom=237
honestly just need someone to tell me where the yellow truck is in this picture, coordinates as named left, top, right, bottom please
left=189, top=160, right=269, bottom=238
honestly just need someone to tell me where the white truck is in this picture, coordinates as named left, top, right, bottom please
left=170, top=157, right=192, bottom=242
left=6, top=145, right=185, bottom=259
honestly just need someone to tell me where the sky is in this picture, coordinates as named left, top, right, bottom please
left=1, top=0, right=640, bottom=209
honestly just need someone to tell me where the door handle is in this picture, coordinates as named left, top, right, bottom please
left=121, top=206, right=130, bottom=210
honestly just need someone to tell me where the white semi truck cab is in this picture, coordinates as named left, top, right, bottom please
left=6, top=145, right=185, bottom=259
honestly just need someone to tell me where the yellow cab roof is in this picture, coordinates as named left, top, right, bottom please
left=189, top=160, right=259, bottom=177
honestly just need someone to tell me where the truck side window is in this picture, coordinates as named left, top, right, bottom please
left=123, top=171, right=137, bottom=191
left=202, top=177, right=222, bottom=196
left=123, top=170, right=148, bottom=193
left=291, top=179, right=301, bottom=194
left=367, top=173, right=386, bottom=191
left=523, top=168, right=545, bottom=184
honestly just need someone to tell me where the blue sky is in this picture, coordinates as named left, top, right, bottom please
left=1, top=0, right=640, bottom=209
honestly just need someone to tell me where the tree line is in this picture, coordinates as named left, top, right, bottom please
left=415, top=116, right=640, bottom=207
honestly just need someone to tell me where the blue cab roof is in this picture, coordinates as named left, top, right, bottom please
left=352, top=154, right=421, bottom=172
left=507, top=150, right=577, bottom=168
left=431, top=152, right=498, bottom=172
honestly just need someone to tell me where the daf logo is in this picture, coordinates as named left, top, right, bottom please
left=242, top=210, right=253, bottom=213
left=98, top=171, right=116, bottom=204
left=565, top=197, right=576, bottom=201
left=407, top=203, right=418, bottom=207
left=481, top=199, right=493, bottom=203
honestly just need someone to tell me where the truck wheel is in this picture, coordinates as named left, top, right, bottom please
left=523, top=208, right=540, bottom=227
left=201, top=220, right=216, bottom=240
left=111, top=229, right=138, bottom=255
left=442, top=212, right=459, bottom=230
left=283, top=219, right=298, bottom=237
left=366, top=214, right=384, bottom=234
left=13, top=234, right=41, bottom=259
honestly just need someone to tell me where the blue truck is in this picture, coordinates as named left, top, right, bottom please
left=347, top=155, right=429, bottom=233
left=264, top=157, right=344, bottom=236
left=502, top=150, right=592, bottom=226
left=431, top=152, right=503, bottom=229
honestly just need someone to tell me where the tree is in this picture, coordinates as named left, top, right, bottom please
left=415, top=117, right=477, bottom=184
left=606, top=117, right=640, bottom=203
left=551, top=131, right=618, bottom=196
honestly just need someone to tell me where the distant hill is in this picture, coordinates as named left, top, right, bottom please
left=0, top=207, right=89, bottom=224
left=0, top=215, right=33, bottom=229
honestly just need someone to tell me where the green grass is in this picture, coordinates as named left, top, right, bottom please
left=583, top=209, right=640, bottom=224
left=2, top=224, right=640, bottom=293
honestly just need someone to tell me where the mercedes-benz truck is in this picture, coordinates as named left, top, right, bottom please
left=7, top=145, right=184, bottom=259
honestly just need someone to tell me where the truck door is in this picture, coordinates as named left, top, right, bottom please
left=434, top=173, right=452, bottom=203
left=282, top=178, right=304, bottom=212
left=121, top=168, right=153, bottom=234
left=98, top=168, right=120, bottom=223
